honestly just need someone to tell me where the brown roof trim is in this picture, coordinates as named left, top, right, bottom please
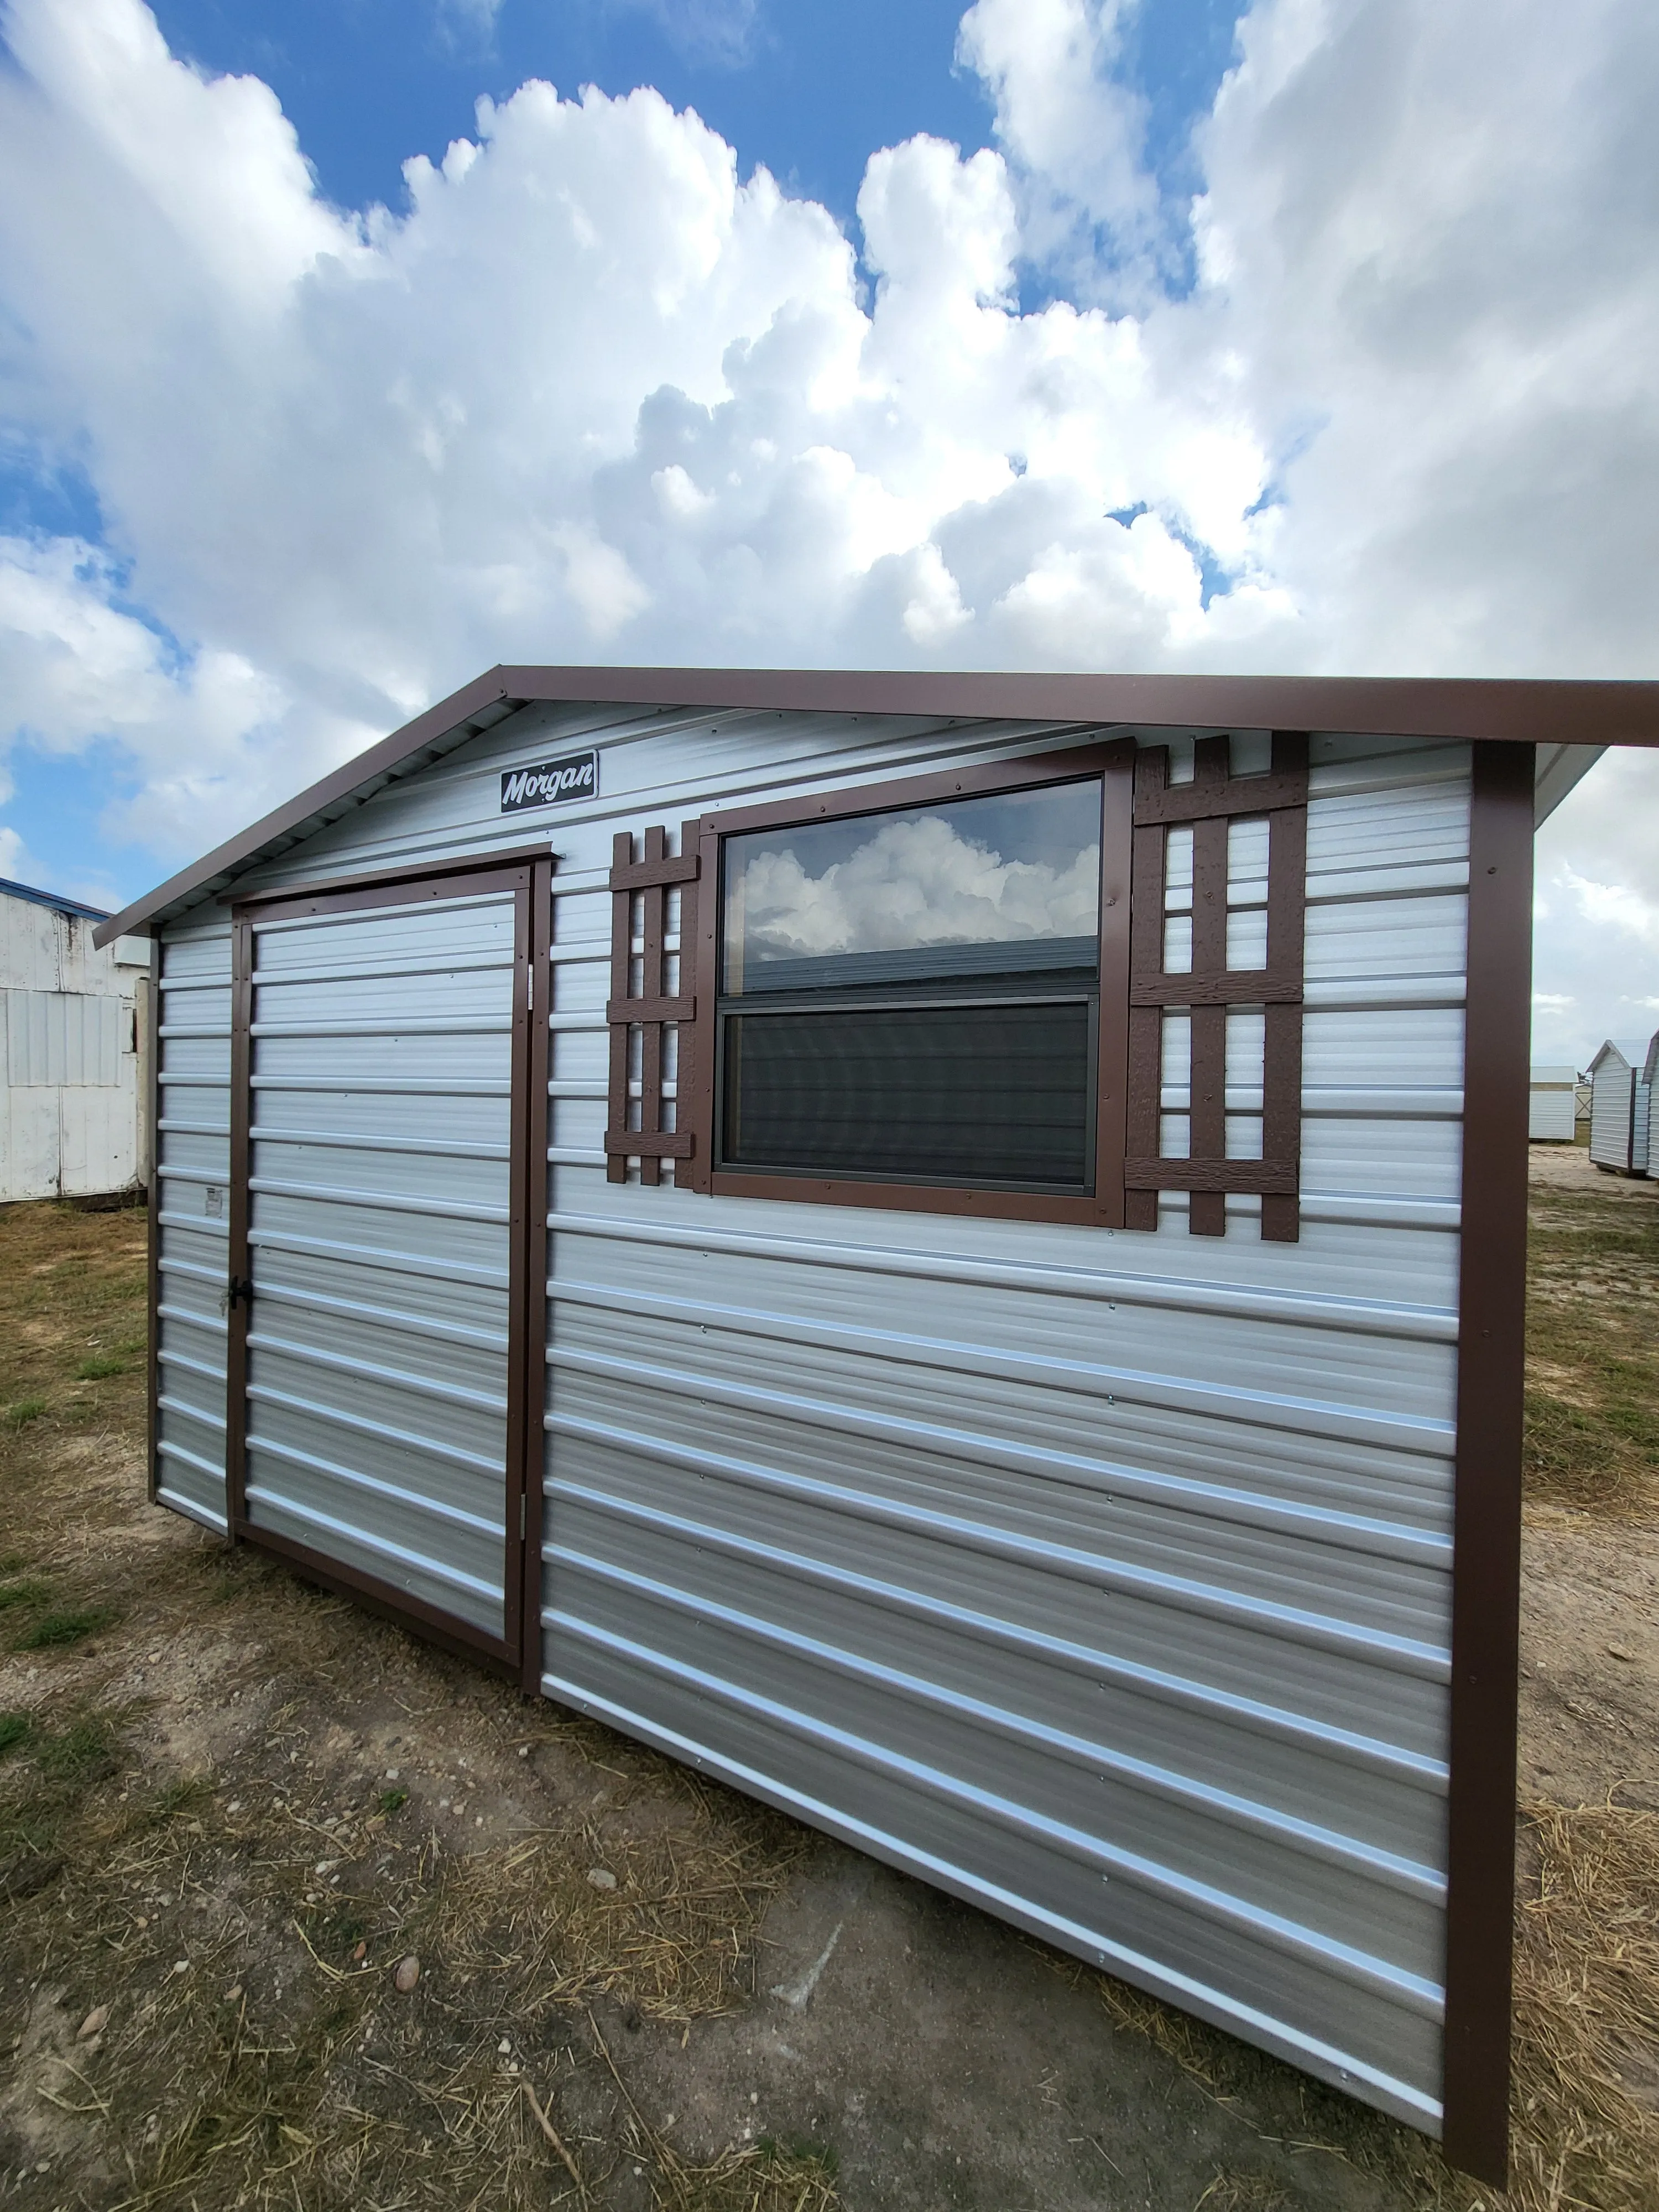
left=92, top=661, right=1659, bottom=945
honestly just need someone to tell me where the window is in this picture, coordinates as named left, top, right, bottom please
left=655, top=742, right=1136, bottom=1227
left=719, top=781, right=1103, bottom=1191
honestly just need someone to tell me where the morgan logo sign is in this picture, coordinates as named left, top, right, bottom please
left=500, top=750, right=598, bottom=812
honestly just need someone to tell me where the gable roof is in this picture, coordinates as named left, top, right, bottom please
left=1, top=875, right=112, bottom=925
left=1588, top=1039, right=1652, bottom=1074
left=91, top=662, right=1659, bottom=946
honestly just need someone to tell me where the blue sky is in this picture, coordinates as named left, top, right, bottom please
left=1, top=0, right=1656, bottom=1062
left=142, top=1, right=1244, bottom=234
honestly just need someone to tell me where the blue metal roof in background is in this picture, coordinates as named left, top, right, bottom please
left=0, top=875, right=112, bottom=925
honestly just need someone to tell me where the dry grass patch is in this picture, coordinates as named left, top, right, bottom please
left=1525, top=1179, right=1659, bottom=1516
left=1510, top=1797, right=1659, bottom=2210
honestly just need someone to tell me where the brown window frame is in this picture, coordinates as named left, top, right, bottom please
left=679, top=739, right=1138, bottom=1229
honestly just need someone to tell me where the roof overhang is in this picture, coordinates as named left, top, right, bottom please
left=91, top=664, right=1659, bottom=946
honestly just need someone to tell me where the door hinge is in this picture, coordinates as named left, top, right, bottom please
left=227, top=1275, right=254, bottom=1311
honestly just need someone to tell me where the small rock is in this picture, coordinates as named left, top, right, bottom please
left=77, top=2005, right=109, bottom=2041
left=352, top=1942, right=367, bottom=1963
left=517, top=1745, right=529, bottom=1758
left=172, top=1960, right=190, bottom=1976
left=587, top=1867, right=618, bottom=1891
left=226, top=1800, right=242, bottom=1814
left=498, top=2037, right=512, bottom=2053
left=135, top=1916, right=148, bottom=1929
left=393, top=1955, right=420, bottom=1994
left=225, top=1986, right=243, bottom=2002
left=385, top=1767, right=399, bottom=1781
left=1608, top=1644, right=1634, bottom=1661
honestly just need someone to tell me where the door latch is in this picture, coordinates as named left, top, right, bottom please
left=227, top=1275, right=254, bottom=1311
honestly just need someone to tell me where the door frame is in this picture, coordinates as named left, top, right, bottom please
left=225, top=851, right=553, bottom=1678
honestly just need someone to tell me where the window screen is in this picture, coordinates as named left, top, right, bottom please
left=718, top=779, right=1103, bottom=1191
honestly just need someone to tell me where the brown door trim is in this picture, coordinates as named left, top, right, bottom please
left=1439, top=739, right=1534, bottom=2187
left=520, top=855, right=554, bottom=1694
left=226, top=852, right=545, bottom=1671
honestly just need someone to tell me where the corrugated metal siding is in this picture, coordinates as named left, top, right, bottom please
left=155, top=921, right=233, bottom=1529
left=3, top=893, right=143, bottom=1201
left=1528, top=1082, right=1577, bottom=1141
left=1589, top=1061, right=1634, bottom=1170
left=212, top=706, right=1471, bottom=2135
left=240, top=893, right=517, bottom=1637
left=3, top=989, right=122, bottom=1086
left=1635, top=1081, right=1652, bottom=1176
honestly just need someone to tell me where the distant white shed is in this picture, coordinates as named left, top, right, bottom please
left=1, top=878, right=153, bottom=1202
left=1587, top=1036, right=1656, bottom=1175
left=1527, top=1066, right=1577, bottom=1141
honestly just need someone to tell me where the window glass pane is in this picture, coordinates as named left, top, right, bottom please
left=722, top=1004, right=1093, bottom=1188
left=723, top=781, right=1102, bottom=996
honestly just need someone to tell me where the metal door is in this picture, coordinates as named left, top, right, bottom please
left=226, top=862, right=545, bottom=1666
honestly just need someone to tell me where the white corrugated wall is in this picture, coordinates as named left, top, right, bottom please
left=1, top=891, right=147, bottom=1201
left=160, top=703, right=1470, bottom=2135
left=1589, top=1055, right=1635, bottom=1170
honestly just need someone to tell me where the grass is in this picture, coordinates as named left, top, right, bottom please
left=0, top=1713, right=31, bottom=1757
left=1524, top=1171, right=1659, bottom=1514
left=13, top=1604, right=116, bottom=1651
left=75, top=1353, right=129, bottom=1380
left=0, top=1576, right=55, bottom=1610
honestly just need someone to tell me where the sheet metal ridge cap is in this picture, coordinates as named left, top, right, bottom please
left=555, top=1540, right=1448, bottom=1898
left=546, top=1408, right=1453, bottom=1678
left=551, top=1609, right=1448, bottom=2019
left=546, top=1477, right=1449, bottom=1787
left=537, top=1665, right=1446, bottom=2130
left=546, top=1342, right=1452, bottom=1563
left=544, top=1207, right=1459, bottom=1341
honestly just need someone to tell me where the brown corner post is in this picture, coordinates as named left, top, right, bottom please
left=145, top=938, right=163, bottom=1506
left=1441, top=739, right=1535, bottom=2186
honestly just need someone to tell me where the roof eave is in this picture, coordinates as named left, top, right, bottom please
left=92, top=664, right=1659, bottom=947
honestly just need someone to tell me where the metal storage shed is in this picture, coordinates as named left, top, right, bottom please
left=1527, top=1067, right=1578, bottom=1142
left=1588, top=1035, right=1656, bottom=1174
left=94, top=668, right=1659, bottom=2188
left=2, top=877, right=153, bottom=1202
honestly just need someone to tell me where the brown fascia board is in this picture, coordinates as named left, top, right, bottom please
left=91, top=661, right=1659, bottom=946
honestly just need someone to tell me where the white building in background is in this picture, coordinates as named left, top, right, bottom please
left=1, top=878, right=152, bottom=1202
left=1587, top=1035, right=1656, bottom=1177
left=1527, top=1066, right=1578, bottom=1141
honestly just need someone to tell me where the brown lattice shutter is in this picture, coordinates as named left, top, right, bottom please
left=1124, top=732, right=1309, bottom=1241
left=604, top=823, right=701, bottom=1186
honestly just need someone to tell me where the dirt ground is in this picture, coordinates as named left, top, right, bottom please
left=1, top=1153, right=1656, bottom=2212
